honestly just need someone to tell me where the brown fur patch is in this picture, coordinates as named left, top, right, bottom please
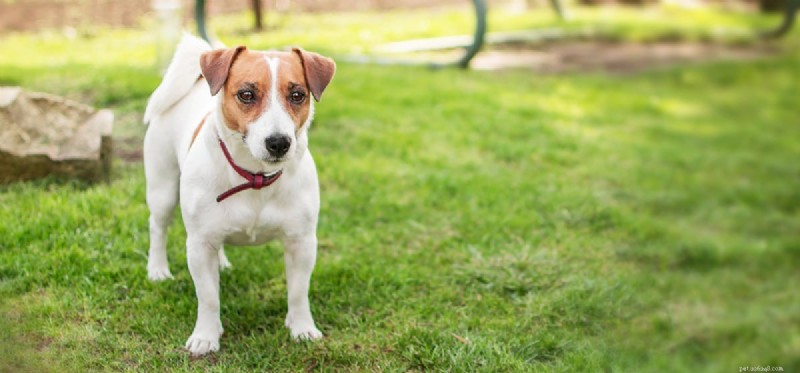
left=221, top=50, right=271, bottom=134
left=189, top=114, right=209, bottom=149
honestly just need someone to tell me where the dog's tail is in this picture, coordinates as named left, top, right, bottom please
left=143, top=33, right=213, bottom=125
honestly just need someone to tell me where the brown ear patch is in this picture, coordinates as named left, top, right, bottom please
left=200, top=46, right=246, bottom=96
left=292, top=48, right=336, bottom=101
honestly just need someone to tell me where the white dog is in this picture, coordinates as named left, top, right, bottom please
left=142, top=34, right=335, bottom=356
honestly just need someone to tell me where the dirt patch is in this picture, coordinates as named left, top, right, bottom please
left=471, top=41, right=779, bottom=73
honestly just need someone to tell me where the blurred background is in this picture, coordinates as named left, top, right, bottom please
left=0, top=0, right=790, bottom=31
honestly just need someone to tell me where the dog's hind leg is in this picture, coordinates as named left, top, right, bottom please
left=144, top=133, right=179, bottom=281
left=218, top=246, right=232, bottom=270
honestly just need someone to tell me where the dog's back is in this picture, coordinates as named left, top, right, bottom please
left=144, top=33, right=215, bottom=168
left=144, top=33, right=211, bottom=125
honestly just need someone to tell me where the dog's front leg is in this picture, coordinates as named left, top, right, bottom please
left=185, top=237, right=224, bottom=356
left=283, top=235, right=323, bottom=341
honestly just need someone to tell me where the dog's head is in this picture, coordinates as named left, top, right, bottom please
left=200, top=46, right=335, bottom=168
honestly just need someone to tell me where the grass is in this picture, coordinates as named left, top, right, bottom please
left=1, top=4, right=799, bottom=372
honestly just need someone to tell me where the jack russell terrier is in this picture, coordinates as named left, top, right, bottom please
left=142, top=34, right=335, bottom=356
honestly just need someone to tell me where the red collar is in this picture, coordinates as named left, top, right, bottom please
left=216, top=138, right=283, bottom=202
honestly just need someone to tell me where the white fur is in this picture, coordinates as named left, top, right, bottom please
left=143, top=34, right=323, bottom=357
left=143, top=33, right=211, bottom=125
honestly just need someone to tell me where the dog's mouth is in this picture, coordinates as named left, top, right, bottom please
left=260, top=168, right=282, bottom=177
left=263, top=156, right=286, bottom=164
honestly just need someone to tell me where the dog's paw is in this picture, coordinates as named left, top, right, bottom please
left=147, top=265, right=173, bottom=281
left=292, top=325, right=323, bottom=341
left=285, top=315, right=323, bottom=341
left=185, top=334, right=220, bottom=356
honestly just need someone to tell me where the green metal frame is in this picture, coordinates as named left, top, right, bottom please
left=195, top=0, right=210, bottom=42
left=454, top=0, right=487, bottom=68
left=762, top=0, right=800, bottom=38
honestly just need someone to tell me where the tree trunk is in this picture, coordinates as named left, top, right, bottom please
left=252, top=0, right=263, bottom=31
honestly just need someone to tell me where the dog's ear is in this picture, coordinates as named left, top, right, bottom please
left=200, top=46, right=246, bottom=96
left=292, top=48, right=336, bottom=102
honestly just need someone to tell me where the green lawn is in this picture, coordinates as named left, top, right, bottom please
left=1, top=5, right=798, bottom=372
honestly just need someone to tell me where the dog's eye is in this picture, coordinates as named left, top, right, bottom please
left=288, top=91, right=306, bottom=105
left=237, top=90, right=256, bottom=104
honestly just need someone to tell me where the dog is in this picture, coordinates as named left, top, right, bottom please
left=142, top=34, right=335, bottom=356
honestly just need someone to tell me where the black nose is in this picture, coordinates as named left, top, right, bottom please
left=265, top=135, right=291, bottom=158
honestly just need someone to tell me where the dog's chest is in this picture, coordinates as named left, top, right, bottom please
left=221, top=198, right=289, bottom=246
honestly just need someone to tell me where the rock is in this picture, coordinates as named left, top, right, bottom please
left=0, top=87, right=113, bottom=184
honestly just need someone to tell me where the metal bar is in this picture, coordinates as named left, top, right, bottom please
left=356, top=0, right=488, bottom=69
left=453, top=0, right=487, bottom=69
left=762, top=0, right=799, bottom=38
left=195, top=0, right=210, bottom=42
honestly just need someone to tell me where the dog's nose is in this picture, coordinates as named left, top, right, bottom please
left=265, top=135, right=291, bottom=158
